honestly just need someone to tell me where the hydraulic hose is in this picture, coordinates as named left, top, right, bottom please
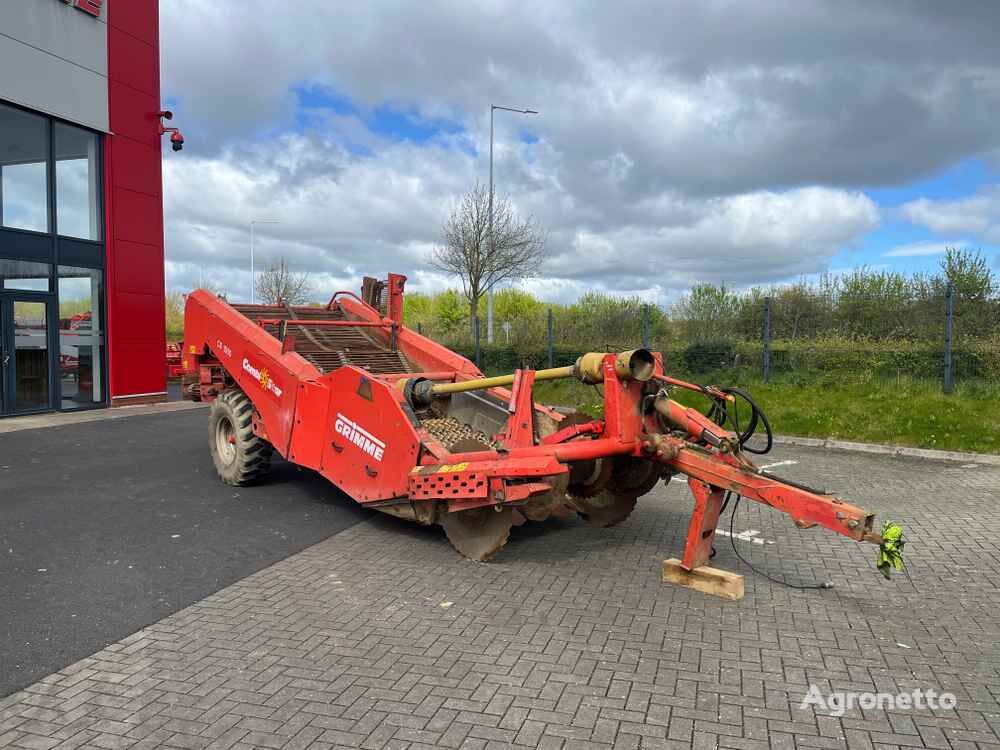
left=706, top=387, right=773, bottom=454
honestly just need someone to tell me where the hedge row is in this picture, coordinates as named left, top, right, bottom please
left=451, top=338, right=1000, bottom=380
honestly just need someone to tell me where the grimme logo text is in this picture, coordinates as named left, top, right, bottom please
left=335, top=413, right=385, bottom=461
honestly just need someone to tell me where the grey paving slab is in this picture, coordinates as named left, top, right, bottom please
left=1, top=445, right=998, bottom=749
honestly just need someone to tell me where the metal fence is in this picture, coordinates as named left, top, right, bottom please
left=412, top=282, right=1000, bottom=393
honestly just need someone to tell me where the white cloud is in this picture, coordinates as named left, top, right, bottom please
left=157, top=1, right=1000, bottom=302
left=163, top=132, right=878, bottom=302
left=901, top=188, right=1000, bottom=244
left=883, top=240, right=968, bottom=257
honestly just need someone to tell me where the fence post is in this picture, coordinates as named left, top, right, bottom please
left=474, top=316, right=481, bottom=370
left=762, top=297, right=771, bottom=383
left=642, top=304, right=650, bottom=348
left=944, top=281, right=954, bottom=394
left=547, top=308, right=554, bottom=369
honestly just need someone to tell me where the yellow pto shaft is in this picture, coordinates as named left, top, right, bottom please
left=402, top=349, right=655, bottom=409
left=429, top=365, right=575, bottom=396
left=430, top=348, right=654, bottom=396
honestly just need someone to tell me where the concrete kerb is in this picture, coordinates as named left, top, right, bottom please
left=774, top=433, right=1000, bottom=466
left=0, top=400, right=207, bottom=434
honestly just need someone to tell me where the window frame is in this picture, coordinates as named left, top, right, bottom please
left=54, top=120, right=104, bottom=243
left=0, top=102, right=52, bottom=235
left=0, top=258, right=53, bottom=293
left=0, top=99, right=108, bottom=415
left=56, top=264, right=108, bottom=411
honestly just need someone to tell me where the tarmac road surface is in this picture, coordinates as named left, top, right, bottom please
left=0, top=407, right=369, bottom=697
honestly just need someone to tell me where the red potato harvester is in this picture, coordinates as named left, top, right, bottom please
left=182, top=273, right=890, bottom=568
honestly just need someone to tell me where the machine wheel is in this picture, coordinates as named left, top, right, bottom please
left=609, top=457, right=666, bottom=498
left=441, top=506, right=513, bottom=561
left=536, top=408, right=640, bottom=526
left=519, top=472, right=570, bottom=522
left=208, top=389, right=272, bottom=485
left=566, top=491, right=637, bottom=528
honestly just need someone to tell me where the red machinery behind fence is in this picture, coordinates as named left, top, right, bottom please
left=183, top=273, right=886, bottom=564
left=166, top=342, right=185, bottom=380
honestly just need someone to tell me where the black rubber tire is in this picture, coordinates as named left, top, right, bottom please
left=208, top=389, right=272, bottom=485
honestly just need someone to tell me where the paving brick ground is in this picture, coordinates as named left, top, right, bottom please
left=1, top=446, right=998, bottom=750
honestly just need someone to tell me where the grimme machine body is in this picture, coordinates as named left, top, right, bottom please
left=182, top=273, right=885, bottom=563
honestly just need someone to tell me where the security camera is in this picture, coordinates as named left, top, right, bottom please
left=159, top=111, right=186, bottom=153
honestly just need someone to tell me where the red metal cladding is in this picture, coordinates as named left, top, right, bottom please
left=286, top=381, right=331, bottom=468
left=105, top=0, right=165, bottom=403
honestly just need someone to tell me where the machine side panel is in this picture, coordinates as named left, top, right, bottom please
left=320, top=367, right=421, bottom=502
left=287, top=380, right=330, bottom=470
left=183, top=289, right=319, bottom=456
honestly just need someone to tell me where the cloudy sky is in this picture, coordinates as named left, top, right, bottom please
left=160, top=0, right=1000, bottom=305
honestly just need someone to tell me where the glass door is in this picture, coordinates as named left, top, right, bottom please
left=0, top=303, right=6, bottom=414
left=1, top=298, right=51, bottom=414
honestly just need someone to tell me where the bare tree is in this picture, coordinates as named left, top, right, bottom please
left=430, top=183, right=545, bottom=331
left=255, top=257, right=313, bottom=305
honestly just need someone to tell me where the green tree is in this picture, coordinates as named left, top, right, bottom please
left=940, top=247, right=995, bottom=300
left=770, top=281, right=835, bottom=340
left=433, top=289, right=469, bottom=337
left=403, top=292, right=434, bottom=328
left=165, top=291, right=185, bottom=342
left=673, top=283, right=739, bottom=342
left=836, top=268, right=913, bottom=339
left=493, top=288, right=545, bottom=321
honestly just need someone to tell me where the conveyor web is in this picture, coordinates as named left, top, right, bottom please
left=230, top=303, right=413, bottom=375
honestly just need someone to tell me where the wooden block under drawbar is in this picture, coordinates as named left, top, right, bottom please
left=662, top=558, right=744, bottom=600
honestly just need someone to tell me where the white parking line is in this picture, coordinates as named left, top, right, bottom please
left=715, top=528, right=774, bottom=545
left=759, top=460, right=799, bottom=470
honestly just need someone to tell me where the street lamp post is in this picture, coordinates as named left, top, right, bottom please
left=487, top=104, right=537, bottom=344
left=249, top=219, right=281, bottom=304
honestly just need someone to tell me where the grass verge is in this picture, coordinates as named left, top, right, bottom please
left=533, top=373, right=999, bottom=455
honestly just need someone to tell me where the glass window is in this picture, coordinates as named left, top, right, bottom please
left=0, top=103, right=49, bottom=233
left=55, top=123, right=101, bottom=241
left=0, top=259, right=50, bottom=292
left=13, top=301, right=49, bottom=411
left=58, top=266, right=104, bottom=409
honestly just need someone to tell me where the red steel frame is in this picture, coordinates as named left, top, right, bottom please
left=184, top=274, right=880, bottom=570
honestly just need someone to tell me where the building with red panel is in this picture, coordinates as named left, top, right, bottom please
left=0, top=0, right=168, bottom=415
